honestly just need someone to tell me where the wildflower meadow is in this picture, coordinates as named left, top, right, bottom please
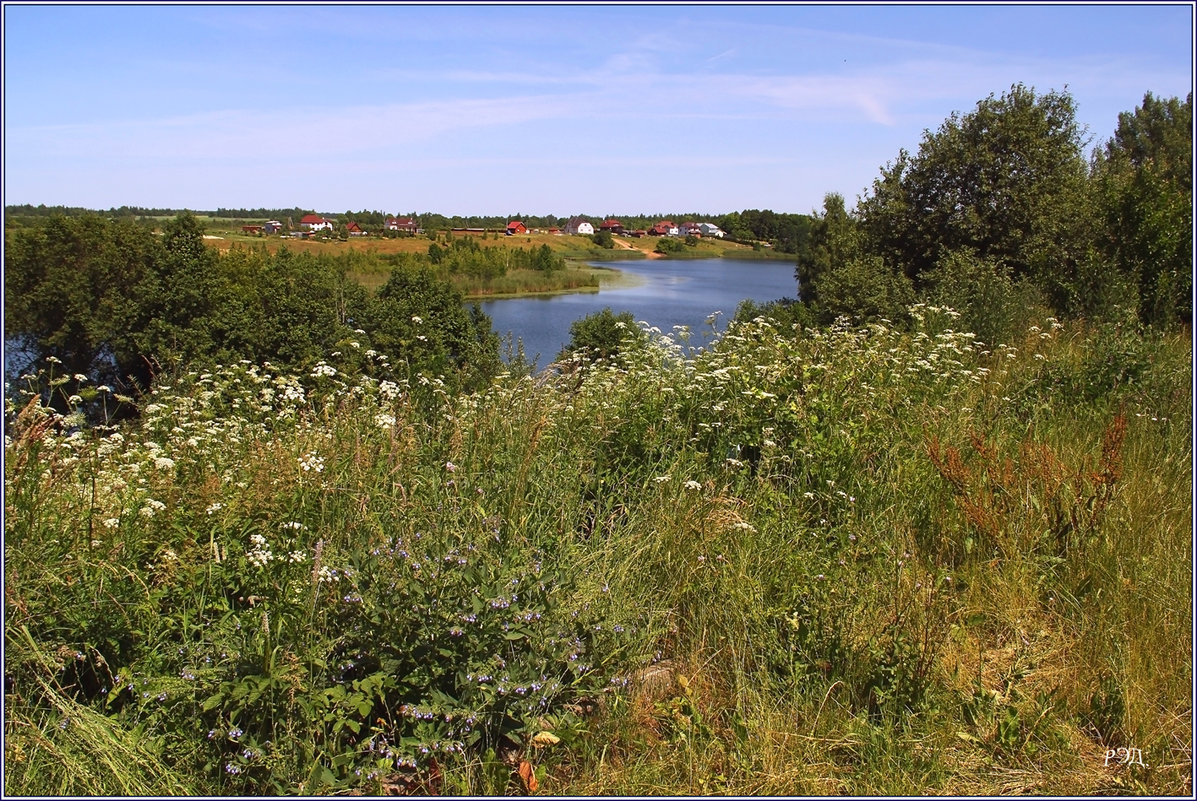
left=3, top=305, right=1190, bottom=796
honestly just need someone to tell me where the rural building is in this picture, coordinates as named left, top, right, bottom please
left=241, top=225, right=263, bottom=234
left=346, top=221, right=366, bottom=236
left=680, top=222, right=703, bottom=237
left=698, top=222, right=725, bottom=238
left=300, top=214, right=333, bottom=231
left=599, top=219, right=624, bottom=234
left=506, top=220, right=528, bottom=235
left=263, top=221, right=283, bottom=234
left=648, top=221, right=678, bottom=236
left=385, top=216, right=419, bottom=233
left=565, top=216, right=595, bottom=236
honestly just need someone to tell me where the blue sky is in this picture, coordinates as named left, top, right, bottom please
left=3, top=2, right=1193, bottom=217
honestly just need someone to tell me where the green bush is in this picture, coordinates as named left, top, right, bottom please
left=559, top=307, right=644, bottom=364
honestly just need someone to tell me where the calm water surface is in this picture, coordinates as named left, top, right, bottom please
left=480, top=258, right=798, bottom=368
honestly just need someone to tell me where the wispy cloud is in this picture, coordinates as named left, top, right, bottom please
left=6, top=94, right=587, bottom=162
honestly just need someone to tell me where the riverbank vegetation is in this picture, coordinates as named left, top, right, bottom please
left=4, top=85, right=1191, bottom=796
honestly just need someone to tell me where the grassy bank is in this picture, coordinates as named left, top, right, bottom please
left=347, top=265, right=607, bottom=298
left=4, top=308, right=1190, bottom=796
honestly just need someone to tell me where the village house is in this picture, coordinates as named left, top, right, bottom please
left=599, top=219, right=624, bottom=234
left=385, top=216, right=419, bottom=233
left=648, top=220, right=679, bottom=237
left=698, top=222, right=725, bottom=238
left=680, top=222, right=703, bottom=237
left=262, top=220, right=283, bottom=234
left=565, top=216, right=595, bottom=236
left=346, top=221, right=366, bottom=236
left=299, top=214, right=334, bottom=232
left=506, top=220, right=528, bottom=235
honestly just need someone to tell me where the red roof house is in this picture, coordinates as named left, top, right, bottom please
left=300, top=214, right=333, bottom=231
left=385, top=217, right=419, bottom=232
left=506, top=220, right=528, bottom=235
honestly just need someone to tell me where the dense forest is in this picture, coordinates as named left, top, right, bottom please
left=3, top=85, right=1192, bottom=797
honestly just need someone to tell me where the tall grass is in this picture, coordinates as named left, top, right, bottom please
left=4, top=307, right=1190, bottom=796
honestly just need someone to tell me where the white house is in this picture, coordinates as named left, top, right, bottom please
left=300, top=213, right=333, bottom=232
left=698, top=222, right=725, bottom=238
left=565, top=216, right=595, bottom=236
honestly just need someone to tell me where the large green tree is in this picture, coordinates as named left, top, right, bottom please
left=1091, top=92, right=1193, bottom=327
left=134, top=211, right=223, bottom=378
left=857, top=84, right=1093, bottom=313
left=363, top=268, right=500, bottom=390
left=794, top=193, right=860, bottom=307
left=4, top=214, right=161, bottom=389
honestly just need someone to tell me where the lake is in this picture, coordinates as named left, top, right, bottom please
left=479, top=258, right=799, bottom=369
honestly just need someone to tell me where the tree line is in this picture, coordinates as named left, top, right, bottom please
left=5, top=206, right=817, bottom=255
left=4, top=214, right=502, bottom=404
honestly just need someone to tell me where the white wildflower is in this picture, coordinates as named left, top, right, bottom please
left=139, top=499, right=166, bottom=518
left=299, top=452, right=325, bottom=473
left=311, top=362, right=337, bottom=378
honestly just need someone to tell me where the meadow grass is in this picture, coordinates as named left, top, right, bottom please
left=4, top=307, right=1190, bottom=796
